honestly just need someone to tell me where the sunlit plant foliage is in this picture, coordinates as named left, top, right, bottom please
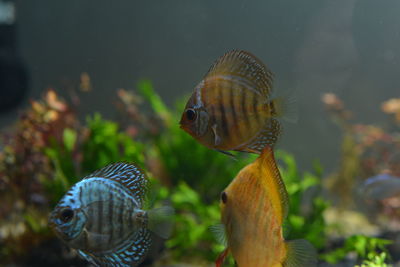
left=321, top=235, right=392, bottom=265
left=356, top=252, right=392, bottom=267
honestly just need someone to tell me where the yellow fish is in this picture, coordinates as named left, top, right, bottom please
left=180, top=50, right=296, bottom=155
left=214, top=146, right=316, bottom=267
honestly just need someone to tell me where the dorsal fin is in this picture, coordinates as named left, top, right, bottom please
left=83, top=162, right=148, bottom=205
left=257, top=146, right=289, bottom=221
left=205, top=50, right=274, bottom=97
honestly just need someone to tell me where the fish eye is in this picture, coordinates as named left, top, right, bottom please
left=60, top=208, right=74, bottom=223
left=221, top=192, right=228, bottom=204
left=185, top=108, right=197, bottom=121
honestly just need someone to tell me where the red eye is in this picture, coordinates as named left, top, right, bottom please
left=185, top=109, right=197, bottom=121
left=221, top=192, right=228, bottom=204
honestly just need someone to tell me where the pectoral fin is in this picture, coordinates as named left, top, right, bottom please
left=147, top=206, right=175, bottom=239
left=270, top=90, right=298, bottom=123
left=209, top=224, right=228, bottom=246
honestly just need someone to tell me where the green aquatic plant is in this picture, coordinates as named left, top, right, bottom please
left=0, top=80, right=334, bottom=265
left=355, top=252, right=392, bottom=267
left=134, top=80, right=330, bottom=262
left=164, top=182, right=222, bottom=261
left=321, top=235, right=392, bottom=265
left=0, top=90, right=148, bottom=263
left=82, top=113, right=145, bottom=171
left=42, top=113, right=146, bottom=205
left=117, top=80, right=330, bottom=264
left=0, top=90, right=78, bottom=262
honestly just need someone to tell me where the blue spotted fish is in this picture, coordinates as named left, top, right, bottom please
left=361, top=173, right=400, bottom=200
left=49, top=162, right=173, bottom=267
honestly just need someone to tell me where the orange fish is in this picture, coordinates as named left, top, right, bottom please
left=214, top=146, right=316, bottom=267
left=180, top=50, right=296, bottom=155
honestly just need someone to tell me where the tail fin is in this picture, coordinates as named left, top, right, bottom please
left=271, top=90, right=298, bottom=123
left=147, top=206, right=175, bottom=239
left=283, top=239, right=317, bottom=267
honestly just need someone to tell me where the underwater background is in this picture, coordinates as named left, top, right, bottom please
left=1, top=0, right=400, bottom=266
left=2, top=0, right=399, bottom=172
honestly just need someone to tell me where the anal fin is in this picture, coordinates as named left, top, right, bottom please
left=243, top=118, right=282, bottom=153
left=77, top=228, right=152, bottom=267
left=77, top=250, right=99, bottom=267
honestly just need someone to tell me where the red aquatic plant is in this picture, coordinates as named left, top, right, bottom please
left=0, top=90, right=77, bottom=205
left=0, top=89, right=80, bottom=263
left=322, top=93, right=400, bottom=227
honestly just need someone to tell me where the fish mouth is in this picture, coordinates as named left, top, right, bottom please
left=48, top=208, right=73, bottom=239
left=179, top=119, right=192, bottom=133
left=48, top=211, right=63, bottom=237
left=48, top=216, right=75, bottom=242
left=48, top=210, right=58, bottom=229
left=179, top=114, right=187, bottom=128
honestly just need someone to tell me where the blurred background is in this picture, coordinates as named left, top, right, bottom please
left=1, top=0, right=398, bottom=172
left=1, top=0, right=400, bottom=266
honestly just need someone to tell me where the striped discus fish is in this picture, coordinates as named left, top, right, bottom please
left=49, top=162, right=173, bottom=267
left=180, top=50, right=296, bottom=155
left=213, top=146, right=316, bottom=267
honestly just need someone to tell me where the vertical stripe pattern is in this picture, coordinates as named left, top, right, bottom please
left=50, top=162, right=156, bottom=267
left=201, top=75, right=275, bottom=151
left=181, top=50, right=283, bottom=153
left=221, top=147, right=287, bottom=266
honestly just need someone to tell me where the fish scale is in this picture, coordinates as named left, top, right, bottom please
left=49, top=162, right=173, bottom=267
left=180, top=50, right=291, bottom=155
left=73, top=178, right=139, bottom=252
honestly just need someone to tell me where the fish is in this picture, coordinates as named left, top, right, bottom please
left=213, top=146, right=316, bottom=267
left=180, top=50, right=296, bottom=155
left=49, top=162, right=174, bottom=267
left=361, top=173, right=400, bottom=200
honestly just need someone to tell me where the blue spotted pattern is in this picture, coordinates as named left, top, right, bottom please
left=78, top=228, right=152, bottom=267
left=84, top=162, right=148, bottom=206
